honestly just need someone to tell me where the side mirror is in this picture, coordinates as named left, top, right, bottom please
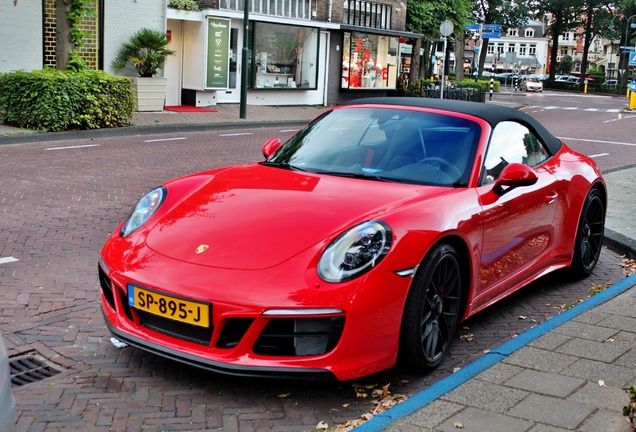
left=261, top=138, right=282, bottom=158
left=493, top=163, right=538, bottom=195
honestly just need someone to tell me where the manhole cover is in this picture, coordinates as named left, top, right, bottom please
left=10, top=353, right=62, bottom=386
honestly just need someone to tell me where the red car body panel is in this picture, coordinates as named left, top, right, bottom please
left=99, top=100, right=605, bottom=381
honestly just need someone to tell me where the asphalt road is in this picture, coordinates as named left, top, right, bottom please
left=1, top=96, right=634, bottom=431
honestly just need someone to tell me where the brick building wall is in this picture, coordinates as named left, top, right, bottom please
left=43, top=0, right=100, bottom=70
left=317, top=0, right=407, bottom=31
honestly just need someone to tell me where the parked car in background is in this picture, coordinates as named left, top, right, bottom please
left=0, top=334, right=15, bottom=432
left=602, top=79, right=618, bottom=87
left=523, top=77, right=543, bottom=92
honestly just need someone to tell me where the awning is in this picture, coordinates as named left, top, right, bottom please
left=341, top=25, right=422, bottom=39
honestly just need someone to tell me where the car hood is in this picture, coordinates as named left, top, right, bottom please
left=145, top=164, right=444, bottom=270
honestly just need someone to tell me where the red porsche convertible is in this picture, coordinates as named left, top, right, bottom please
left=99, top=97, right=606, bottom=381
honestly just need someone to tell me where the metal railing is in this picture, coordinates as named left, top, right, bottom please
left=219, top=0, right=313, bottom=20
left=419, top=84, right=486, bottom=102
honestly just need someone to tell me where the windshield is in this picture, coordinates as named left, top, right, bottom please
left=264, top=107, right=481, bottom=186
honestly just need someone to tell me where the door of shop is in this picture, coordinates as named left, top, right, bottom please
left=215, top=21, right=241, bottom=104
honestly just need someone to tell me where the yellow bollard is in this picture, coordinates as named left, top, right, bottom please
left=627, top=88, right=631, bottom=98
left=630, top=91, right=636, bottom=110
left=584, top=80, right=588, bottom=94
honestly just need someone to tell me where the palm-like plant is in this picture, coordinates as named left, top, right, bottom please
left=112, top=28, right=175, bottom=77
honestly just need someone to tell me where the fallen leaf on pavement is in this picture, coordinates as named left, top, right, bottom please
left=316, top=421, right=328, bottom=429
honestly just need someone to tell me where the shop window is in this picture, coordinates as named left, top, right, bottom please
left=341, top=31, right=399, bottom=89
left=251, top=22, right=319, bottom=89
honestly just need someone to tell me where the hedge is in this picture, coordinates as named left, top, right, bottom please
left=0, top=68, right=135, bottom=132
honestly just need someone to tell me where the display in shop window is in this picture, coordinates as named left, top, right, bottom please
left=341, top=32, right=399, bottom=90
left=252, top=22, right=318, bottom=90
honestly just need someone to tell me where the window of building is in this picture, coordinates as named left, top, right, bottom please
left=519, top=45, right=527, bottom=56
left=529, top=44, right=536, bottom=56
left=341, top=31, right=399, bottom=89
left=343, top=0, right=392, bottom=30
left=560, top=46, right=568, bottom=56
left=507, top=29, right=518, bottom=37
left=487, top=43, right=495, bottom=55
left=251, top=22, right=319, bottom=90
left=525, top=28, right=534, bottom=38
left=482, top=121, right=549, bottom=185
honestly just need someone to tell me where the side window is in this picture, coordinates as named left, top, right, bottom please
left=482, top=121, right=550, bottom=184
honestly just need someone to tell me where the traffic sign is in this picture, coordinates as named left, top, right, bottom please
left=464, top=23, right=480, bottom=31
left=629, top=52, right=636, bottom=67
left=482, top=31, right=501, bottom=39
left=483, top=24, right=502, bottom=31
left=440, top=20, right=454, bottom=37
left=620, top=46, right=635, bottom=52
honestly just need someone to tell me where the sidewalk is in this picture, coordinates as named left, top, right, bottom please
left=2, top=100, right=636, bottom=432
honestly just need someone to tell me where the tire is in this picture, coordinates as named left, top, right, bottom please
left=399, top=243, right=463, bottom=372
left=568, top=188, right=605, bottom=279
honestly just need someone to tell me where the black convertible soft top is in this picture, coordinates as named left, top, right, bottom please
left=344, top=97, right=563, bottom=155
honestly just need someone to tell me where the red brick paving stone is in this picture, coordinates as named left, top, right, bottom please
left=1, top=129, right=630, bottom=431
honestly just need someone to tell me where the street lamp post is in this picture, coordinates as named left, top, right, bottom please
left=624, top=15, right=636, bottom=89
left=240, top=0, right=250, bottom=119
left=610, top=14, right=636, bottom=94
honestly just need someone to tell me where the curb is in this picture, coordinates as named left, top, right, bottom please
left=353, top=273, right=636, bottom=432
left=0, top=120, right=310, bottom=146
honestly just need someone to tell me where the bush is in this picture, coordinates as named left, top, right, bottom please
left=0, top=69, right=135, bottom=132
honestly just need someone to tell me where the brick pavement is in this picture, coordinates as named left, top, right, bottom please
left=0, top=107, right=634, bottom=431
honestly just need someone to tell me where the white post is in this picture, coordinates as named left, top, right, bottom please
left=440, top=36, right=447, bottom=99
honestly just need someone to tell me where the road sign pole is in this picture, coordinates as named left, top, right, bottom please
left=490, top=62, right=495, bottom=100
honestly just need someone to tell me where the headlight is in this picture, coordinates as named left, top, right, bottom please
left=318, top=220, right=392, bottom=283
left=120, top=187, right=166, bottom=237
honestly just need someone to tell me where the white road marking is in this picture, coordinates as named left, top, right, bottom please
left=279, top=129, right=299, bottom=132
left=0, top=256, right=19, bottom=265
left=219, top=133, right=254, bottom=137
left=45, top=144, right=100, bottom=151
left=584, top=108, right=599, bottom=112
left=144, top=137, right=187, bottom=142
left=589, top=153, right=610, bottom=158
left=559, top=137, right=636, bottom=146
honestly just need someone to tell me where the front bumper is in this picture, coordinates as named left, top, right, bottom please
left=98, top=246, right=410, bottom=381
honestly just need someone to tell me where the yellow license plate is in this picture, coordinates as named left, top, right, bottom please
left=128, top=285, right=210, bottom=328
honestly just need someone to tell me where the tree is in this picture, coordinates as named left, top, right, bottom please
left=406, top=0, right=472, bottom=83
left=557, top=54, right=575, bottom=73
left=472, top=0, right=529, bottom=80
left=530, top=0, right=582, bottom=80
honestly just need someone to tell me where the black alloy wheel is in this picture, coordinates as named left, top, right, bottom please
left=399, top=243, right=463, bottom=372
left=569, top=188, right=605, bottom=279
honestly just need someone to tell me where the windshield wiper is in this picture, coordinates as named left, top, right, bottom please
left=261, top=161, right=310, bottom=172
left=314, top=171, right=395, bottom=182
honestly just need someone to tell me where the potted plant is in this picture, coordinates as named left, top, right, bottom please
left=111, top=28, right=175, bottom=112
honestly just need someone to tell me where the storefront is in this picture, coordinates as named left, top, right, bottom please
left=167, top=8, right=338, bottom=107
left=339, top=26, right=420, bottom=94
